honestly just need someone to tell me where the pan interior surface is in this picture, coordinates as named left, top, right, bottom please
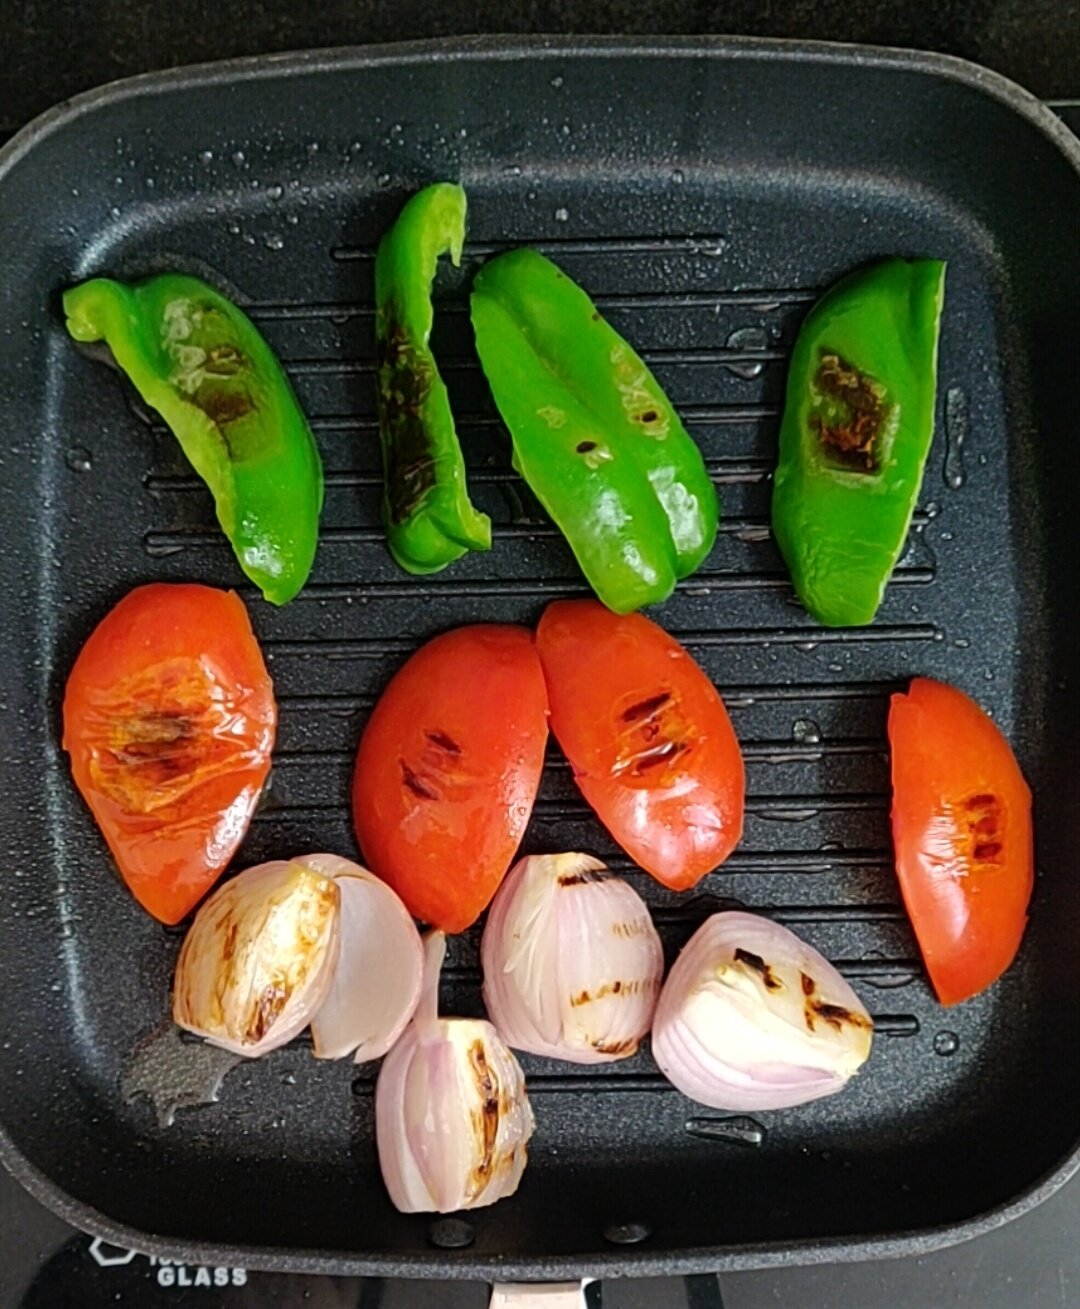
left=0, top=39, right=1078, bottom=1276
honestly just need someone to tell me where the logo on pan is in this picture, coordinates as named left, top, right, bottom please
left=88, top=1237, right=138, bottom=1267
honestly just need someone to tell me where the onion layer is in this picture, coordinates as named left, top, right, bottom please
left=376, top=933, right=535, bottom=1213
left=652, top=911, right=873, bottom=1110
left=482, top=853, right=663, bottom=1063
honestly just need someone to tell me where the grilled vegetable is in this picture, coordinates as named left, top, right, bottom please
left=471, top=248, right=718, bottom=612
left=652, top=912, right=873, bottom=1110
left=376, top=932, right=534, bottom=1213
left=771, top=258, right=946, bottom=626
left=376, top=182, right=491, bottom=573
left=889, top=677, right=1033, bottom=1005
left=174, top=853, right=423, bottom=1061
left=352, top=624, right=549, bottom=933
left=64, top=275, right=323, bottom=605
left=62, top=583, right=275, bottom=923
left=481, top=853, right=663, bottom=1063
left=535, top=600, right=744, bottom=890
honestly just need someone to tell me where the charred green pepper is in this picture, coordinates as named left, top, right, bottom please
left=470, top=248, right=718, bottom=613
left=375, top=182, right=491, bottom=574
left=771, top=258, right=946, bottom=627
left=64, top=274, right=323, bottom=606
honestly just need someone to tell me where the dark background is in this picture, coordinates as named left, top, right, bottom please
left=1, top=0, right=1078, bottom=136
left=2, top=2, right=1080, bottom=1306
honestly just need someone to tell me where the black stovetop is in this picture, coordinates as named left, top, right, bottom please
left=2, top=5, right=1079, bottom=1305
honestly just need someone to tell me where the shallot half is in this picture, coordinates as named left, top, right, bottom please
left=376, top=932, right=534, bottom=1213
left=173, top=853, right=423, bottom=1062
left=652, top=911, right=873, bottom=1111
left=482, top=852, right=663, bottom=1063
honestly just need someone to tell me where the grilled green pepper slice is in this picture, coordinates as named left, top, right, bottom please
left=375, top=182, right=491, bottom=574
left=64, top=274, right=323, bottom=606
left=470, top=248, right=718, bottom=613
left=771, top=258, right=946, bottom=627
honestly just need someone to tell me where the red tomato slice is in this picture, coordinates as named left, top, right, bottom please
left=536, top=600, right=744, bottom=890
left=352, top=625, right=549, bottom=933
left=62, top=583, right=276, bottom=924
left=889, top=677, right=1033, bottom=1006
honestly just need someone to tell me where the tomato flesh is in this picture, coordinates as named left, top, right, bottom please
left=536, top=600, right=745, bottom=890
left=352, top=625, right=549, bottom=933
left=63, top=584, right=276, bottom=924
left=889, top=677, right=1033, bottom=1006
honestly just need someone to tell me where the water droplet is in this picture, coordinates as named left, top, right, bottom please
left=281, top=1071, right=297, bottom=1086
left=226, top=221, right=241, bottom=235
left=550, top=75, right=564, bottom=88
left=266, top=184, right=283, bottom=200
left=924, top=501, right=941, bottom=520
left=561, top=123, right=572, bottom=136
left=944, top=387, right=968, bottom=490
left=685, top=1116, right=765, bottom=1146
left=604, top=1221, right=651, bottom=1246
left=429, top=1218, right=475, bottom=1249
left=121, top=1022, right=240, bottom=1129
left=286, top=213, right=299, bottom=225
left=243, top=234, right=256, bottom=246
left=306, top=141, right=320, bottom=156
left=554, top=206, right=569, bottom=223
left=231, top=150, right=246, bottom=167
left=145, top=177, right=155, bottom=189
left=954, top=637, right=971, bottom=649
left=795, top=641, right=818, bottom=653
left=792, top=718, right=821, bottom=745
left=264, top=233, right=285, bottom=251
left=700, top=238, right=728, bottom=257
left=671, top=168, right=685, bottom=184
left=65, top=447, right=92, bottom=473
left=502, top=163, right=522, bottom=176
left=377, top=173, right=391, bottom=188
left=458, top=127, right=468, bottom=138
left=724, top=326, right=770, bottom=379
left=109, top=206, right=121, bottom=219
left=114, top=175, right=124, bottom=186
left=199, top=149, right=214, bottom=166
left=984, top=668, right=996, bottom=680
left=934, top=1031, right=960, bottom=1056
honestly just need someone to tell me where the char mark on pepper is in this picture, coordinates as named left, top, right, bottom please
left=377, top=308, right=438, bottom=522
left=813, top=352, right=889, bottom=473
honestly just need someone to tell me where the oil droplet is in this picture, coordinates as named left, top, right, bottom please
left=121, top=1021, right=241, bottom=1129
left=554, top=207, right=569, bottom=223
left=231, top=150, right=246, bottom=167
left=65, top=446, right=92, bottom=473
left=199, top=150, right=214, bottom=166
left=724, top=326, right=770, bottom=379
left=265, top=234, right=285, bottom=251
left=685, top=1116, right=765, bottom=1147
left=550, top=75, right=564, bottom=88
left=792, top=718, right=821, bottom=745
left=934, top=1031, right=960, bottom=1056
left=944, top=387, right=968, bottom=489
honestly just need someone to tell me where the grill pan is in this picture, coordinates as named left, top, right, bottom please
left=1, top=35, right=1079, bottom=1282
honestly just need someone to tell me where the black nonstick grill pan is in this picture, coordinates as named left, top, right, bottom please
left=1, top=35, right=1079, bottom=1282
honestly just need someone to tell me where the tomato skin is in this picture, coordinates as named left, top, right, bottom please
left=352, top=625, right=549, bottom=933
left=889, top=677, right=1033, bottom=1006
left=62, top=584, right=276, bottom=924
left=536, top=601, right=744, bottom=891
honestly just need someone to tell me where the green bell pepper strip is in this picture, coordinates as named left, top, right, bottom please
left=470, top=248, right=718, bottom=613
left=771, top=257, right=946, bottom=627
left=63, top=274, right=323, bottom=606
left=375, top=182, right=491, bottom=574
